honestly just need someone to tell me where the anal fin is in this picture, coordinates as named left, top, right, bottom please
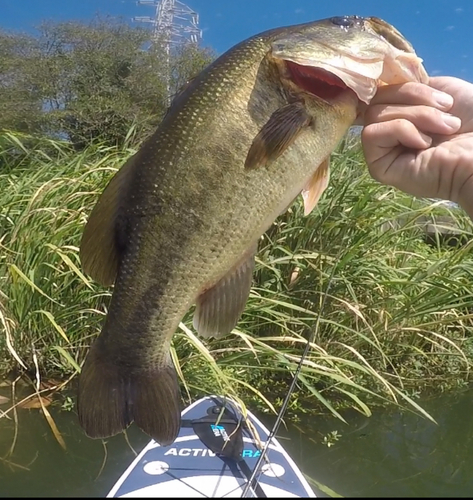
left=193, top=247, right=256, bottom=338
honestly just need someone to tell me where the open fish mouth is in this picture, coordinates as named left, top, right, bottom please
left=272, top=15, right=428, bottom=104
left=284, top=61, right=349, bottom=101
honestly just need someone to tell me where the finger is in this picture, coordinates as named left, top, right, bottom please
left=369, top=82, right=454, bottom=111
left=361, top=119, right=431, bottom=166
left=367, top=148, right=418, bottom=194
left=364, top=104, right=462, bottom=135
left=429, top=76, right=468, bottom=92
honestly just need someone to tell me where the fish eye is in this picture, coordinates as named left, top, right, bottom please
left=330, top=16, right=354, bottom=28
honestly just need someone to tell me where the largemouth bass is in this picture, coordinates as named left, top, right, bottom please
left=78, top=16, right=428, bottom=445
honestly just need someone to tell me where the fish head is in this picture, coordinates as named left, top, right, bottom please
left=271, top=15, right=428, bottom=104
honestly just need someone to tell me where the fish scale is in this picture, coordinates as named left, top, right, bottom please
left=77, top=16, right=428, bottom=445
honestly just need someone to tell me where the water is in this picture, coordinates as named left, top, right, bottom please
left=2, top=388, right=473, bottom=497
left=276, top=389, right=473, bottom=497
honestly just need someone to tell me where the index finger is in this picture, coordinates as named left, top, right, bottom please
left=369, top=82, right=454, bottom=111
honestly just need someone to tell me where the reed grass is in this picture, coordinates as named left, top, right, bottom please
left=1, top=130, right=473, bottom=423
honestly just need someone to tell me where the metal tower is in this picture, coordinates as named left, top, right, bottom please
left=133, top=0, right=202, bottom=103
left=133, top=0, right=202, bottom=51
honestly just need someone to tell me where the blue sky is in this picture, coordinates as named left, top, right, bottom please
left=2, top=0, right=471, bottom=82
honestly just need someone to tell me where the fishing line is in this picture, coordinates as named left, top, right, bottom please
left=241, top=247, right=342, bottom=498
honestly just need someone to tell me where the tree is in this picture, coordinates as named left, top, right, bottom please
left=0, top=31, right=43, bottom=133
left=0, top=17, right=216, bottom=148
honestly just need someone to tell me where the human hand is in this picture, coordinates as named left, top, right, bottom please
left=360, top=76, right=473, bottom=218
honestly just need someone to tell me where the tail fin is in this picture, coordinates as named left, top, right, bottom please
left=77, top=343, right=181, bottom=446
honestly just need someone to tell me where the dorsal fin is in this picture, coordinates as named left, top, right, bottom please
left=80, top=154, right=137, bottom=286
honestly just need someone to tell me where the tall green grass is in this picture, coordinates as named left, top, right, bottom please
left=1, top=130, right=473, bottom=423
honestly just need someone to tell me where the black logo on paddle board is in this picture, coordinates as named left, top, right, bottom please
left=192, top=405, right=244, bottom=461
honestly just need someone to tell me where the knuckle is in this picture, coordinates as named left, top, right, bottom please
left=393, top=118, right=412, bottom=134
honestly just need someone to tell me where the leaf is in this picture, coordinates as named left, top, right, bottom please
left=19, top=395, right=52, bottom=410
left=0, top=308, right=28, bottom=370
left=298, top=374, right=347, bottom=423
left=4, top=132, right=28, bottom=153
left=45, top=244, right=94, bottom=290
left=34, top=310, right=70, bottom=343
left=52, top=346, right=81, bottom=373
left=40, top=400, right=67, bottom=450
left=8, top=264, right=61, bottom=305
left=303, top=474, right=344, bottom=498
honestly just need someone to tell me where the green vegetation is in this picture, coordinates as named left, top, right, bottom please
left=1, top=16, right=473, bottom=427
left=0, top=17, right=215, bottom=148
left=1, top=130, right=473, bottom=423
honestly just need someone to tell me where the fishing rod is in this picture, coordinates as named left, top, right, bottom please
left=241, top=256, right=339, bottom=498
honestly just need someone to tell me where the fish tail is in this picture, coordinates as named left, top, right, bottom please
left=78, top=341, right=181, bottom=446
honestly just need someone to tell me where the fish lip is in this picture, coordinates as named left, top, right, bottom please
left=366, top=17, right=416, bottom=53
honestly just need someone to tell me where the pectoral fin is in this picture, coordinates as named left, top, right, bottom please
left=301, top=157, right=330, bottom=216
left=80, top=154, right=137, bottom=286
left=193, top=247, right=257, bottom=338
left=245, top=101, right=312, bottom=170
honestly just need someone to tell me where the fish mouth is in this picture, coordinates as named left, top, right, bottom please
left=367, top=17, right=415, bottom=54
left=285, top=60, right=351, bottom=102
left=272, top=16, right=428, bottom=105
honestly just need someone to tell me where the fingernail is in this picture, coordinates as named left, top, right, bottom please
left=441, top=113, right=461, bottom=130
left=433, top=91, right=454, bottom=109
